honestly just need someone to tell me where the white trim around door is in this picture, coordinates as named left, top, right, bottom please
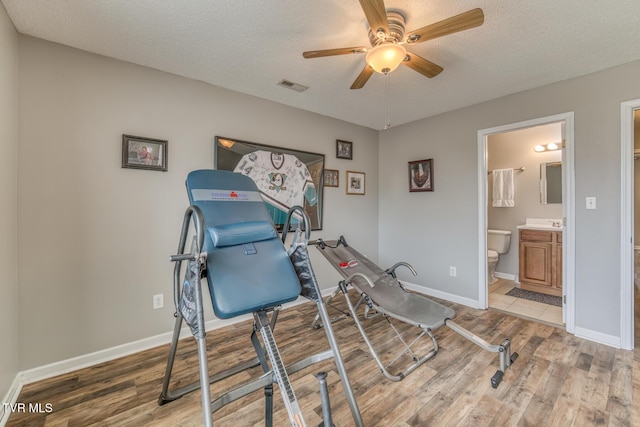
left=477, top=112, right=575, bottom=334
left=620, top=99, right=639, bottom=351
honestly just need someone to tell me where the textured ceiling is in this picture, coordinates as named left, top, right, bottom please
left=3, top=0, right=640, bottom=130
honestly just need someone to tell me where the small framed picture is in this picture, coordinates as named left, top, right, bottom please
left=324, top=169, right=339, bottom=187
left=336, top=139, right=353, bottom=160
left=408, top=159, right=433, bottom=192
left=346, top=170, right=365, bottom=195
left=122, top=134, right=168, bottom=171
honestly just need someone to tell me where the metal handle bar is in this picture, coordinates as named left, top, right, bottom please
left=385, top=262, right=417, bottom=278
left=281, top=205, right=311, bottom=243
left=170, top=205, right=205, bottom=311
left=169, top=253, right=199, bottom=262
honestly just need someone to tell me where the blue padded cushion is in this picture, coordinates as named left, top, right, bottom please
left=208, top=221, right=276, bottom=248
left=186, top=170, right=301, bottom=319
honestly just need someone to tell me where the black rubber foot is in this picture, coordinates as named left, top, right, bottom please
left=511, top=352, right=519, bottom=364
left=491, top=370, right=504, bottom=389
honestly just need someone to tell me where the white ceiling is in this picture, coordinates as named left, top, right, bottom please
left=3, top=0, right=640, bottom=130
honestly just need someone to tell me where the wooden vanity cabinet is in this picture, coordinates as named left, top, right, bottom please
left=519, top=229, right=562, bottom=296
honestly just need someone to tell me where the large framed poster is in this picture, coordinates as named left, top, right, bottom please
left=214, top=136, right=325, bottom=231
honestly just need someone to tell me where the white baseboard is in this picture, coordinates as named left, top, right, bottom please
left=574, top=326, right=621, bottom=349
left=401, top=281, right=480, bottom=309
left=18, top=287, right=338, bottom=387
left=0, top=374, right=23, bottom=427
left=20, top=314, right=251, bottom=385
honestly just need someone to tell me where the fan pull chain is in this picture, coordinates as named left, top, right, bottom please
left=384, top=73, right=392, bottom=130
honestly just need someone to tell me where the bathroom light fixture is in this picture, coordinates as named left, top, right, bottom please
left=534, top=142, right=562, bottom=152
left=366, top=43, right=407, bottom=74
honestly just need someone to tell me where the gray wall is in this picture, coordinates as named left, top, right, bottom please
left=487, top=124, right=562, bottom=277
left=0, top=3, right=19, bottom=405
left=17, top=36, right=379, bottom=370
left=379, top=59, right=640, bottom=338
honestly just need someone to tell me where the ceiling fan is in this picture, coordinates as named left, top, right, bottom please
left=302, top=0, right=484, bottom=89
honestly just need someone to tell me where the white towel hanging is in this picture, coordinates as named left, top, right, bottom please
left=492, top=168, right=515, bottom=207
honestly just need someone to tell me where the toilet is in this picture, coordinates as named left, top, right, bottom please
left=487, top=229, right=512, bottom=285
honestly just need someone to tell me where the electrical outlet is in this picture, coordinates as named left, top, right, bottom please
left=153, top=294, right=164, bottom=310
left=449, top=266, right=457, bottom=277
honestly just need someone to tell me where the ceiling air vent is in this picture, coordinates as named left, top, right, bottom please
left=277, top=79, right=309, bottom=92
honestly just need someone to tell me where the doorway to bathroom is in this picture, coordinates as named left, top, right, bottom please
left=477, top=113, right=575, bottom=333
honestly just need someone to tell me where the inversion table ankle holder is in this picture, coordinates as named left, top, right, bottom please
left=158, top=170, right=364, bottom=427
left=313, top=236, right=518, bottom=388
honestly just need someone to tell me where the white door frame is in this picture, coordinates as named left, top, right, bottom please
left=477, top=112, right=575, bottom=334
left=620, top=99, right=639, bottom=350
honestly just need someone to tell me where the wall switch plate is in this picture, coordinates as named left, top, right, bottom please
left=586, top=196, right=597, bottom=210
left=153, top=294, right=164, bottom=310
left=449, top=266, right=457, bottom=277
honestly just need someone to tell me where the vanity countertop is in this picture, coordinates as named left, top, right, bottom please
left=516, top=218, right=563, bottom=231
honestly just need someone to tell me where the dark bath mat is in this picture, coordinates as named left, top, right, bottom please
left=506, top=287, right=562, bottom=307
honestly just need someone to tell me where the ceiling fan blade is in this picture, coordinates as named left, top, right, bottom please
left=405, top=8, right=484, bottom=44
left=303, top=47, right=367, bottom=59
left=350, top=65, right=375, bottom=89
left=402, top=52, right=443, bottom=78
left=359, top=0, right=389, bottom=37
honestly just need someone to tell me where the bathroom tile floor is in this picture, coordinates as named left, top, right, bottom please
left=488, top=278, right=564, bottom=327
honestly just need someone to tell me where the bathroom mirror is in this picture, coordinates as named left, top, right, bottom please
left=540, top=161, right=562, bottom=204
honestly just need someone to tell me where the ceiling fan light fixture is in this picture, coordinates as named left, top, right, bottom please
left=366, top=43, right=407, bottom=74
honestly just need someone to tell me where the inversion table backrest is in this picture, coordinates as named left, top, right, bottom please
left=316, top=240, right=455, bottom=330
left=186, top=169, right=301, bottom=319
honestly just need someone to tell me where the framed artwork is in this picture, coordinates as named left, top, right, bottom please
left=346, top=171, right=365, bottom=195
left=122, top=134, right=167, bottom=171
left=214, top=136, right=325, bottom=231
left=323, top=169, right=339, bottom=187
left=408, top=159, right=433, bottom=192
left=336, top=139, right=353, bottom=160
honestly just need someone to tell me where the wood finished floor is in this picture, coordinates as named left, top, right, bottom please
left=7, top=290, right=640, bottom=427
